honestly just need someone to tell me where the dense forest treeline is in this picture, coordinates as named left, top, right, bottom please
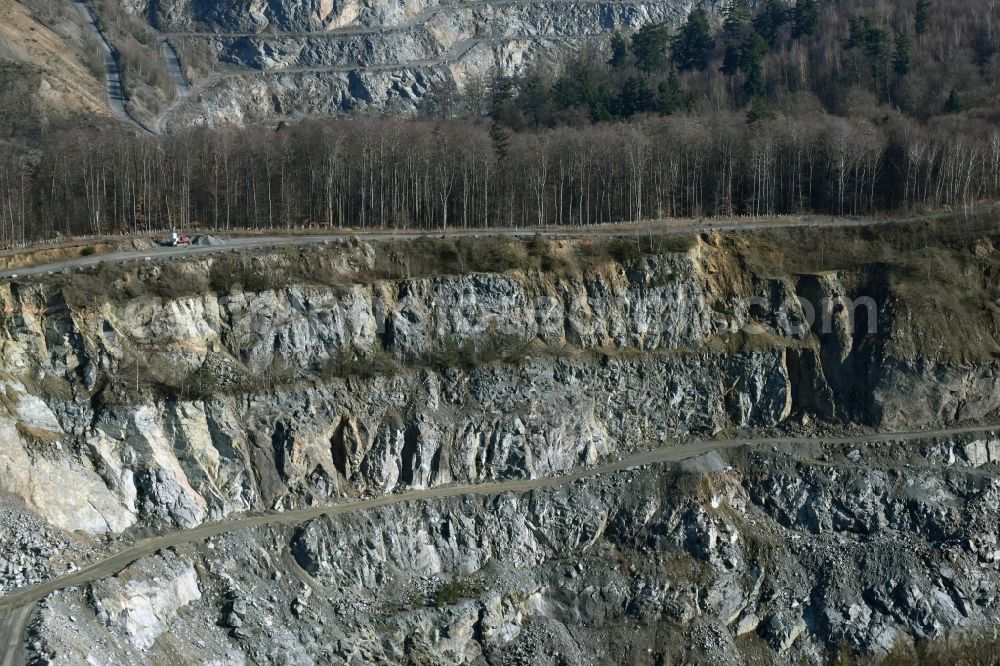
left=0, top=111, right=996, bottom=244
left=2, top=0, right=1000, bottom=243
left=468, top=0, right=1000, bottom=127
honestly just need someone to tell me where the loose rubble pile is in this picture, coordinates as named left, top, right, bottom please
left=0, top=496, right=98, bottom=594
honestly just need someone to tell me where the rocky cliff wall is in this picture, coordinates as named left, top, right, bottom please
left=6, top=232, right=1000, bottom=662
left=0, top=236, right=994, bottom=541
left=130, top=0, right=696, bottom=125
left=26, top=433, right=1000, bottom=663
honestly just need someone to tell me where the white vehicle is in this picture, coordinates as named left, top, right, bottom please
left=164, top=229, right=190, bottom=247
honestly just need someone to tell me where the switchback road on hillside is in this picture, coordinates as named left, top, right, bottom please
left=2, top=422, right=1000, bottom=665
left=100, top=0, right=676, bottom=133
left=73, top=0, right=152, bottom=134
left=152, top=36, right=193, bottom=135
left=75, top=0, right=192, bottom=135
left=1, top=209, right=989, bottom=281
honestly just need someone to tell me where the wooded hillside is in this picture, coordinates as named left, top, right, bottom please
left=1, top=0, right=999, bottom=244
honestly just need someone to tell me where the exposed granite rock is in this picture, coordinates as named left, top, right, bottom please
left=5, top=236, right=1000, bottom=663
left=0, top=239, right=994, bottom=537
left=25, top=438, right=1000, bottom=663
left=129, top=0, right=697, bottom=125
left=89, top=552, right=202, bottom=651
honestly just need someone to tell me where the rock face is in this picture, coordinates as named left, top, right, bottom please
left=89, top=552, right=202, bottom=651
left=4, top=235, right=1000, bottom=662
left=25, top=438, right=1000, bottom=663
left=0, top=238, right=992, bottom=536
left=125, top=0, right=696, bottom=125
left=0, top=380, right=138, bottom=534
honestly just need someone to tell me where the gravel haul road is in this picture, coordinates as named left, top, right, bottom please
left=0, top=211, right=973, bottom=281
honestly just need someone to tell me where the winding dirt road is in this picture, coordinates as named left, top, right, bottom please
left=73, top=0, right=152, bottom=134
left=1, top=423, right=1000, bottom=664
left=76, top=0, right=192, bottom=135
left=0, top=606, right=30, bottom=666
left=152, top=36, right=193, bottom=135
